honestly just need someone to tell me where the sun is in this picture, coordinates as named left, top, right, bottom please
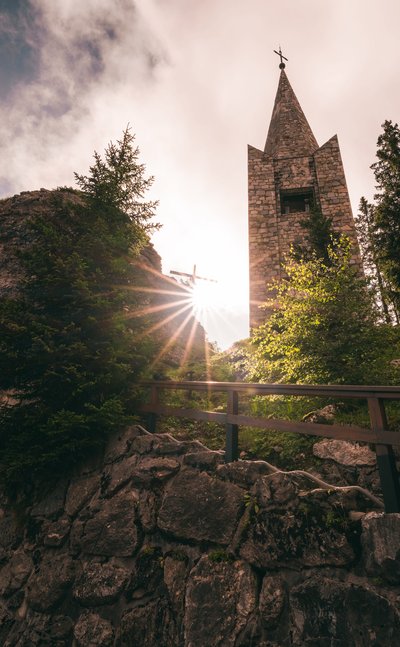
left=122, top=259, right=249, bottom=372
left=190, top=272, right=248, bottom=315
left=190, top=280, right=220, bottom=313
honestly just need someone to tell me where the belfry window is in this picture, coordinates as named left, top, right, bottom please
left=281, top=189, right=314, bottom=214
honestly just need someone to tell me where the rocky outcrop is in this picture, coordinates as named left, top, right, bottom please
left=0, top=425, right=399, bottom=646
left=0, top=189, right=205, bottom=370
left=0, top=189, right=162, bottom=298
left=312, top=437, right=382, bottom=497
left=313, top=438, right=377, bottom=467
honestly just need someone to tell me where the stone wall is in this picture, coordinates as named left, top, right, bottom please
left=1, top=426, right=399, bottom=646
left=314, top=135, right=361, bottom=263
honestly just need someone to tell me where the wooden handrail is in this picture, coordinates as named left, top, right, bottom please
left=139, top=380, right=400, bottom=513
left=140, top=380, right=400, bottom=399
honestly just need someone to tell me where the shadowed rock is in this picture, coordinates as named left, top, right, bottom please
left=362, top=511, right=400, bottom=583
left=0, top=426, right=397, bottom=646
left=184, top=555, right=257, bottom=647
left=158, top=469, right=244, bottom=544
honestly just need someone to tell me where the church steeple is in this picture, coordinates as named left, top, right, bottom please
left=264, top=69, right=318, bottom=159
left=248, top=59, right=362, bottom=329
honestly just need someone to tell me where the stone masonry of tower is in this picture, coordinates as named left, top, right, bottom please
left=248, top=68, right=362, bottom=329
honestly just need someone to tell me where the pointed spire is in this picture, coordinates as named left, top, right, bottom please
left=264, top=69, right=318, bottom=159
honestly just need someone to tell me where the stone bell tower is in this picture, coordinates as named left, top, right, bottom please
left=248, top=54, right=361, bottom=328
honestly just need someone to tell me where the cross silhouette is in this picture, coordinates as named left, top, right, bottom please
left=273, top=46, right=288, bottom=69
left=170, top=264, right=217, bottom=286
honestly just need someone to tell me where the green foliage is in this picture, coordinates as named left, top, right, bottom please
left=294, top=204, right=340, bottom=265
left=250, top=236, right=398, bottom=385
left=355, top=197, right=392, bottom=323
left=335, top=398, right=400, bottom=431
left=324, top=508, right=349, bottom=530
left=210, top=339, right=253, bottom=382
left=208, top=549, right=234, bottom=563
left=243, top=492, right=260, bottom=514
left=247, top=394, right=323, bottom=420
left=357, top=121, right=400, bottom=322
left=0, top=128, right=159, bottom=490
left=159, top=416, right=223, bottom=450
left=74, top=126, right=159, bottom=238
left=369, top=120, right=400, bottom=319
left=244, top=429, right=317, bottom=471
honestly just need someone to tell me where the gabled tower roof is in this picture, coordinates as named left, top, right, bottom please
left=264, top=69, right=318, bottom=159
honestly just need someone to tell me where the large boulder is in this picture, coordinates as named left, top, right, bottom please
left=65, top=474, right=100, bottom=518
left=71, top=488, right=140, bottom=557
left=361, top=512, right=400, bottom=584
left=73, top=561, right=130, bottom=607
left=119, top=598, right=177, bottom=647
left=157, top=469, right=244, bottom=545
left=290, top=576, right=400, bottom=646
left=27, top=554, right=75, bottom=612
left=184, top=555, right=257, bottom=647
left=313, top=439, right=376, bottom=467
left=259, top=574, right=286, bottom=629
left=74, top=611, right=114, bottom=647
left=0, top=550, right=32, bottom=598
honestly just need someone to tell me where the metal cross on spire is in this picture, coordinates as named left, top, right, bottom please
left=273, top=46, right=288, bottom=69
left=170, top=264, right=217, bottom=286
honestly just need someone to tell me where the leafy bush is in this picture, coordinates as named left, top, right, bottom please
left=250, top=237, right=399, bottom=385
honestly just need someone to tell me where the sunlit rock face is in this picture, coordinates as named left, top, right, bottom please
left=0, top=424, right=399, bottom=646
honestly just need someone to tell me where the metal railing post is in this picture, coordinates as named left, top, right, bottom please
left=368, top=397, right=400, bottom=513
left=225, top=389, right=239, bottom=463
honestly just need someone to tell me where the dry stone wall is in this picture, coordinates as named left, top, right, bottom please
left=0, top=425, right=399, bottom=646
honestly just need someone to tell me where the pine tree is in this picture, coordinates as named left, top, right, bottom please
left=295, top=203, right=339, bottom=265
left=355, top=197, right=391, bottom=322
left=0, top=128, right=158, bottom=489
left=370, top=120, right=400, bottom=320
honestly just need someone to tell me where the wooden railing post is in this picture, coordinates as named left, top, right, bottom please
left=147, top=384, right=159, bottom=434
left=368, top=397, right=400, bottom=513
left=225, top=389, right=239, bottom=463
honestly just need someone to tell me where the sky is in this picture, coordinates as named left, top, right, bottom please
left=0, top=0, right=399, bottom=349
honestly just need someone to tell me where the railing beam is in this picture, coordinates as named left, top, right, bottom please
left=139, top=381, right=400, bottom=513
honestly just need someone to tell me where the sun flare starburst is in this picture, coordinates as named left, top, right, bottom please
left=126, top=260, right=248, bottom=377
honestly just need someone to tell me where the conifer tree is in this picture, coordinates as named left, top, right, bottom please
left=0, top=128, right=158, bottom=489
left=355, top=197, right=391, bottom=323
left=369, top=120, right=400, bottom=320
left=295, top=204, right=339, bottom=265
